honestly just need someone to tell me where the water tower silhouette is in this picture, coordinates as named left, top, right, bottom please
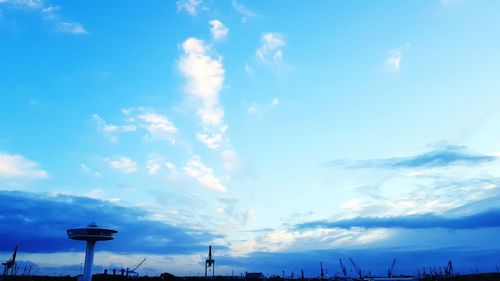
left=67, top=223, right=117, bottom=281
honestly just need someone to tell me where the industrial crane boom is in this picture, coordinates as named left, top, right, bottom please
left=349, top=258, right=362, bottom=279
left=132, top=258, right=147, bottom=272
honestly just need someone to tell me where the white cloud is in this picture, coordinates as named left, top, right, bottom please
left=80, top=164, right=102, bottom=177
left=0, top=152, right=48, bottom=179
left=179, top=37, right=229, bottom=149
left=256, top=32, right=285, bottom=64
left=231, top=0, right=257, bottom=20
left=93, top=110, right=177, bottom=144
left=56, top=21, right=87, bottom=34
left=209, top=20, right=229, bottom=41
left=138, top=113, right=177, bottom=143
left=146, top=154, right=177, bottom=177
left=184, top=157, right=227, bottom=193
left=271, top=98, right=279, bottom=106
left=179, top=38, right=225, bottom=126
left=106, top=156, right=137, bottom=173
left=92, top=114, right=136, bottom=142
left=2, top=0, right=87, bottom=34
left=176, top=0, right=202, bottom=16
left=147, top=157, right=161, bottom=175
left=196, top=132, right=223, bottom=149
left=6, top=0, right=42, bottom=9
left=384, top=50, right=402, bottom=72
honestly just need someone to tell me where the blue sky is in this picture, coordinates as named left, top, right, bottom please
left=1, top=0, right=500, bottom=277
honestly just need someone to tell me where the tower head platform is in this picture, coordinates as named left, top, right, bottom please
left=67, top=223, right=117, bottom=281
left=67, top=223, right=117, bottom=241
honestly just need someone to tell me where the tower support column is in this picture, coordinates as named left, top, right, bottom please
left=83, top=241, right=96, bottom=281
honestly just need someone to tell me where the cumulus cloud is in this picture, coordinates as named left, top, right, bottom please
left=178, top=37, right=228, bottom=149
left=209, top=20, right=229, bottom=41
left=256, top=33, right=285, bottom=64
left=176, top=0, right=202, bottom=16
left=184, top=157, right=227, bottom=193
left=179, top=38, right=224, bottom=126
left=0, top=152, right=48, bottom=180
left=106, top=156, right=137, bottom=173
left=0, top=0, right=87, bottom=34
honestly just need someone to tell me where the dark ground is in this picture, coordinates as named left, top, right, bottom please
left=2, top=272, right=500, bottom=281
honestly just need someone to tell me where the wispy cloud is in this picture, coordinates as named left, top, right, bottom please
left=247, top=98, right=281, bottom=116
left=384, top=43, right=410, bottom=72
left=220, top=149, right=238, bottom=171
left=178, top=37, right=228, bottom=149
left=209, top=20, right=229, bottom=41
left=184, top=156, right=227, bottom=193
left=256, top=32, right=285, bottom=64
left=384, top=50, right=402, bottom=72
left=0, top=0, right=87, bottom=34
left=196, top=131, right=224, bottom=149
left=176, top=0, right=202, bottom=16
left=231, top=0, right=257, bottom=22
left=92, top=114, right=137, bottom=143
left=326, top=145, right=496, bottom=169
left=106, top=156, right=137, bottom=174
left=0, top=152, right=48, bottom=180
left=80, top=163, right=102, bottom=177
left=137, top=112, right=177, bottom=144
left=147, top=154, right=176, bottom=178
left=296, top=208, right=500, bottom=230
left=93, top=109, right=177, bottom=144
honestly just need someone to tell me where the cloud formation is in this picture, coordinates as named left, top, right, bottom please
left=296, top=208, right=500, bottom=230
left=0, top=191, right=219, bottom=254
left=184, top=157, right=227, bottom=193
left=231, top=0, right=257, bottom=22
left=137, top=112, right=177, bottom=143
left=176, top=0, right=202, bottom=16
left=0, top=0, right=87, bottom=34
left=178, top=37, right=227, bottom=149
left=256, top=33, right=285, bottom=64
left=326, top=145, right=496, bottom=169
left=92, top=114, right=137, bottom=143
left=0, top=152, right=48, bottom=180
left=93, top=109, right=177, bottom=144
left=209, top=20, right=229, bottom=41
left=106, top=156, right=137, bottom=173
